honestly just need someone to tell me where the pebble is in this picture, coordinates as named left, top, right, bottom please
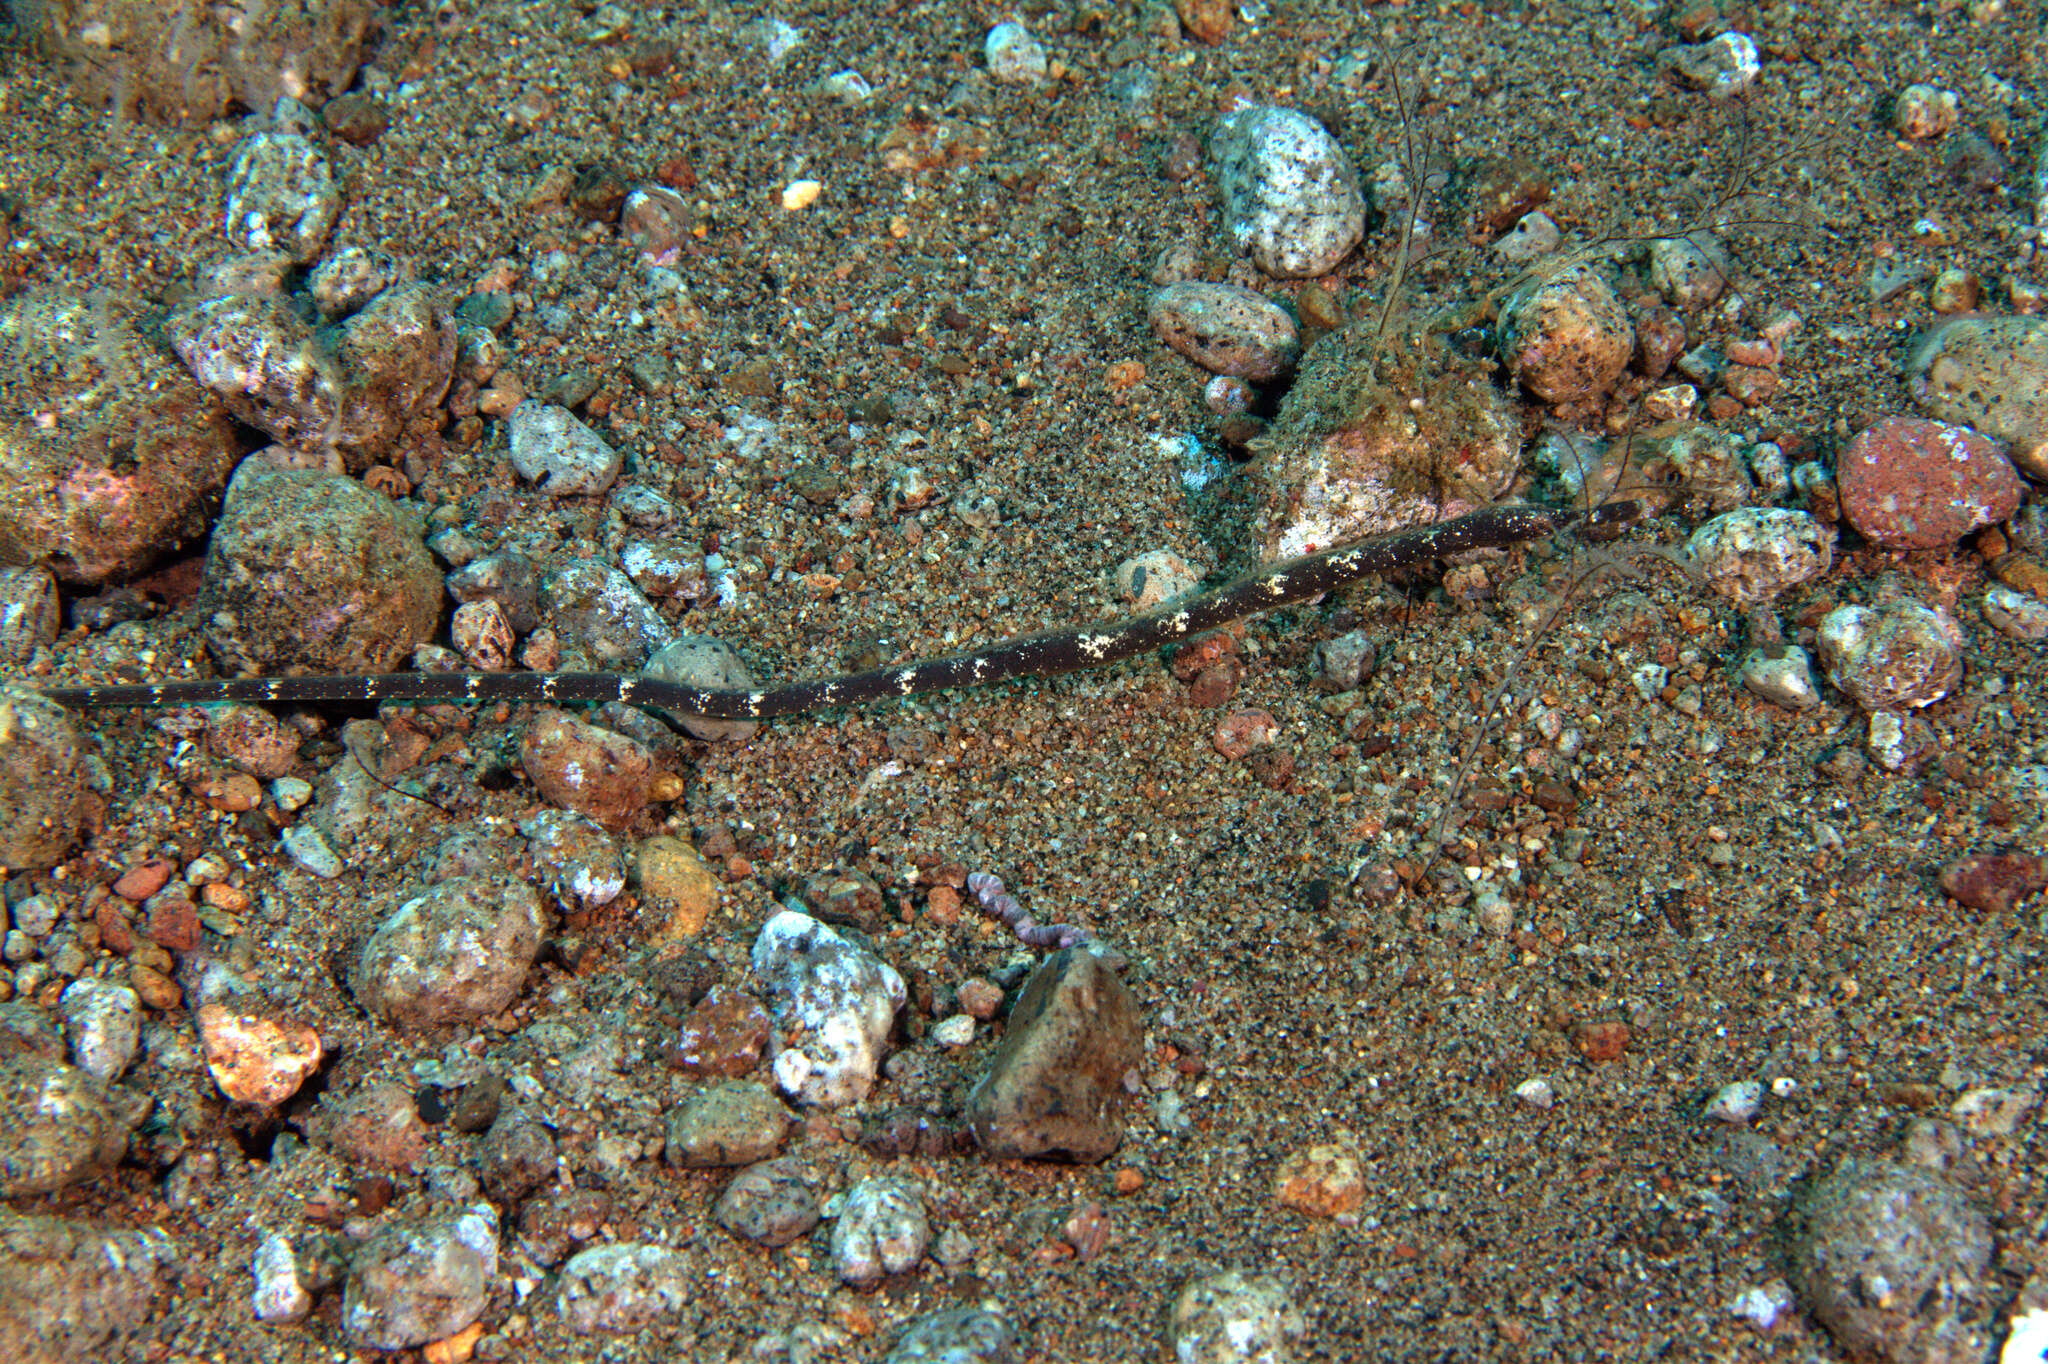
left=1273, top=1133, right=1365, bottom=1220
left=1866, top=710, right=1939, bottom=774
left=0, top=1211, right=177, bottom=1350
left=1950, top=1085, right=2038, bottom=1137
left=1785, top=1161, right=1993, bottom=1364
left=224, top=131, right=339, bottom=262
left=1685, top=508, right=1835, bottom=606
left=1894, top=84, right=1960, bottom=141
left=0, top=1054, right=146, bottom=1195
left=963, top=947, right=1141, bottom=1163
left=1837, top=417, right=2025, bottom=550
left=199, top=465, right=443, bottom=675
left=478, top=1112, right=556, bottom=1202
left=885, top=1307, right=1020, bottom=1364
left=1984, top=584, right=2048, bottom=640
left=1114, top=550, right=1201, bottom=610
left=519, top=710, right=656, bottom=831
left=452, top=599, right=516, bottom=670
left=507, top=400, right=624, bottom=496
left=281, top=823, right=344, bottom=878
left=0, top=687, right=109, bottom=872
left=1514, top=1077, right=1556, bottom=1109
left=540, top=558, right=669, bottom=670
left=0, top=565, right=59, bottom=665
left=831, top=1176, right=930, bottom=1287
left=752, top=908, right=905, bottom=1108
left=169, top=274, right=456, bottom=469
left=672, top=983, right=771, bottom=1077
left=1649, top=233, right=1732, bottom=309
left=1705, top=1079, right=1764, bottom=1124
left=342, top=1205, right=500, bottom=1351
left=350, top=876, right=551, bottom=1028
left=1907, top=315, right=2048, bottom=480
left=1212, top=709, right=1279, bottom=759
left=642, top=635, right=762, bottom=743
left=1497, top=265, right=1635, bottom=403
left=250, top=1231, right=313, bottom=1323
left=1207, top=104, right=1366, bottom=278
left=519, top=811, right=624, bottom=911
left=1168, top=1271, right=1307, bottom=1364
left=713, top=1155, right=824, bottom=1247
left=1658, top=31, right=1761, bottom=99
left=1816, top=600, right=1965, bottom=711
left=634, top=835, right=721, bottom=941
left=57, top=977, right=141, bottom=1081
left=1740, top=645, right=1821, bottom=710
left=195, top=997, right=323, bottom=1105
left=930, top=1013, right=976, bottom=1048
left=556, top=1244, right=694, bottom=1335
left=1147, top=282, right=1300, bottom=380
left=448, top=549, right=541, bottom=632
left=983, top=22, right=1048, bottom=86
left=1937, top=851, right=2047, bottom=914
left=0, top=289, right=241, bottom=586
left=205, top=703, right=303, bottom=779
left=665, top=1080, right=792, bottom=1168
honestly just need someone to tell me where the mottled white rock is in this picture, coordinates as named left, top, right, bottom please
left=831, top=1177, right=930, bottom=1287
left=250, top=1231, right=313, bottom=1323
left=58, top=977, right=142, bottom=1081
left=508, top=400, right=624, bottom=496
left=1168, top=1270, right=1307, bottom=1363
left=1208, top=105, right=1365, bottom=279
left=1686, top=508, right=1834, bottom=607
left=1818, top=600, right=1965, bottom=711
left=557, top=1243, right=695, bottom=1335
left=751, top=909, right=904, bottom=1108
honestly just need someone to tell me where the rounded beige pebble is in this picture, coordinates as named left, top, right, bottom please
left=636, top=835, right=720, bottom=941
left=1907, top=315, right=2048, bottom=480
left=1148, top=282, right=1300, bottom=381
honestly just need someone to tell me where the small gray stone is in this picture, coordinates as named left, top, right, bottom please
left=199, top=465, right=442, bottom=676
left=642, top=635, right=761, bottom=743
left=1705, top=1079, right=1764, bottom=1124
left=752, top=909, right=904, bottom=1108
left=1168, top=1271, right=1307, bottom=1364
left=478, top=1112, right=556, bottom=1203
left=249, top=1231, right=312, bottom=1323
left=886, top=1307, right=1019, bottom=1364
left=665, top=1080, right=792, bottom=1169
left=1659, top=32, right=1761, bottom=100
left=1311, top=629, right=1376, bottom=692
left=1984, top=584, right=2048, bottom=640
left=351, top=876, right=551, bottom=1028
left=1740, top=646, right=1821, bottom=710
left=0, top=566, right=59, bottom=665
left=57, top=978, right=141, bottom=1082
left=713, top=1156, right=823, bottom=1248
left=963, top=947, right=1141, bottom=1163
left=557, top=1243, right=695, bottom=1335
left=1785, top=1161, right=1994, bottom=1364
left=9, top=895, right=58, bottom=940
left=1208, top=105, right=1366, bottom=278
left=542, top=558, right=668, bottom=671
left=507, top=401, right=623, bottom=496
left=341, top=1205, right=499, bottom=1351
left=281, top=823, right=344, bottom=878
left=832, top=1177, right=930, bottom=1287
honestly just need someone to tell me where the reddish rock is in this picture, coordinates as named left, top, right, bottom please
left=1213, top=709, right=1279, bottom=760
left=1939, top=851, right=2047, bottom=914
left=1838, top=416, right=2025, bottom=550
left=112, top=860, right=174, bottom=902
left=520, top=708, right=654, bottom=831
left=1571, top=1019, right=1633, bottom=1063
left=144, top=898, right=202, bottom=952
left=672, top=985, right=771, bottom=1078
